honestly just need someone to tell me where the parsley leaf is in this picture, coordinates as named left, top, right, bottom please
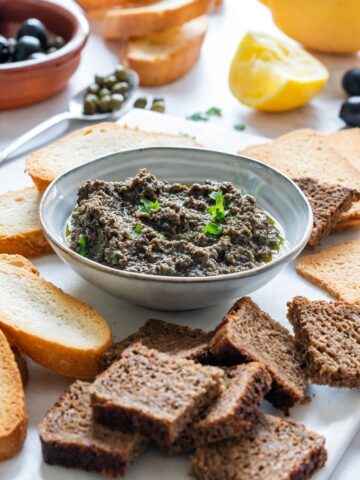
left=203, top=222, right=223, bottom=236
left=133, top=224, right=144, bottom=235
left=234, top=123, right=246, bottom=131
left=65, top=223, right=71, bottom=239
left=206, top=191, right=229, bottom=222
left=186, top=106, right=222, bottom=122
left=158, top=232, right=166, bottom=240
left=139, top=198, right=160, bottom=213
left=186, top=112, right=209, bottom=122
left=206, top=107, right=222, bottom=117
left=77, top=234, right=87, bottom=257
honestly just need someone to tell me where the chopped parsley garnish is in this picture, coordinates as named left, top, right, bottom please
left=133, top=224, right=144, bottom=235
left=77, top=234, right=87, bottom=257
left=139, top=197, right=160, bottom=213
left=158, top=232, right=166, bottom=240
left=206, top=106, right=222, bottom=117
left=65, top=223, right=71, bottom=239
left=234, top=123, right=246, bottom=131
left=203, top=222, right=223, bottom=236
left=186, top=106, right=222, bottom=122
left=207, top=191, right=229, bottom=222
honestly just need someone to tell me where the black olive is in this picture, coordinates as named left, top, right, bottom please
left=339, top=96, right=360, bottom=127
left=17, top=18, right=48, bottom=49
left=13, top=35, right=42, bottom=62
left=0, top=35, right=10, bottom=63
left=7, top=38, right=17, bottom=57
left=342, top=68, right=360, bottom=97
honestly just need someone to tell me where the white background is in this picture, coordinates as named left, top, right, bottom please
left=0, top=0, right=359, bottom=478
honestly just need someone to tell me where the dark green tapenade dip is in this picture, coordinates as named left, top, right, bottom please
left=67, top=169, right=284, bottom=277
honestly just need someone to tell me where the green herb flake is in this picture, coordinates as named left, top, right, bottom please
left=139, top=198, right=160, bottom=213
left=186, top=106, right=222, bottom=122
left=234, top=123, right=246, bottom=131
left=206, top=191, right=229, bottom=222
left=206, top=107, right=222, bottom=117
left=77, top=234, right=87, bottom=257
left=158, top=232, right=166, bottom=240
left=203, top=222, right=223, bottom=237
left=186, top=112, right=209, bottom=122
left=133, top=224, right=144, bottom=235
left=65, top=223, right=72, bottom=239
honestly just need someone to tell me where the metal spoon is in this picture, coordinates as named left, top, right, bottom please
left=0, top=68, right=139, bottom=165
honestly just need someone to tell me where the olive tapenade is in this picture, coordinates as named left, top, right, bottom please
left=67, top=169, right=284, bottom=277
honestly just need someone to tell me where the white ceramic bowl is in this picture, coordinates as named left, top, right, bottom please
left=40, top=147, right=312, bottom=310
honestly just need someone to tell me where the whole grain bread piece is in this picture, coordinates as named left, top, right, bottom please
left=0, top=329, right=28, bottom=461
left=240, top=129, right=360, bottom=192
left=39, top=381, right=147, bottom=477
left=191, top=412, right=327, bottom=480
left=163, top=363, right=272, bottom=454
left=0, top=187, right=52, bottom=257
left=296, top=239, right=360, bottom=305
left=103, top=0, right=213, bottom=39
left=0, top=255, right=112, bottom=378
left=100, top=318, right=214, bottom=371
left=293, top=177, right=360, bottom=248
left=123, top=16, right=208, bottom=86
left=287, top=296, right=360, bottom=388
left=210, top=297, right=308, bottom=413
left=91, top=343, right=224, bottom=445
left=26, top=123, right=199, bottom=193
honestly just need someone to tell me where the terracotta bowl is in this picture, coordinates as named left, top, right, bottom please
left=0, top=0, right=89, bottom=110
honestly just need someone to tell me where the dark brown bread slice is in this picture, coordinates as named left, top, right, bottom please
left=100, top=318, right=214, bottom=371
left=288, top=296, right=360, bottom=388
left=39, top=381, right=147, bottom=477
left=90, top=343, right=223, bottom=445
left=191, top=412, right=327, bottom=480
left=163, top=362, right=272, bottom=454
left=210, top=297, right=307, bottom=413
left=294, top=177, right=360, bottom=248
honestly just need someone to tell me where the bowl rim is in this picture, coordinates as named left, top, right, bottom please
left=40, top=146, right=313, bottom=284
left=0, top=0, right=89, bottom=71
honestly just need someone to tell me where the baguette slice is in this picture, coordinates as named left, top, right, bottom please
left=26, top=123, right=199, bottom=193
left=0, top=253, right=39, bottom=275
left=0, top=255, right=112, bottom=378
left=78, top=0, right=156, bottom=10
left=103, top=0, right=213, bottom=39
left=123, top=16, right=208, bottom=86
left=0, top=328, right=28, bottom=460
left=0, top=187, right=52, bottom=257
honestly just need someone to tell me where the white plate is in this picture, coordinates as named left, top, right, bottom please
left=0, top=110, right=359, bottom=480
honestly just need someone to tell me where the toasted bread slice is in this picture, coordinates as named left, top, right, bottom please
left=103, top=0, right=213, bottom=39
left=123, top=16, right=208, bottom=86
left=240, top=129, right=360, bottom=191
left=26, top=123, right=199, bottom=193
left=0, top=253, right=39, bottom=275
left=0, top=255, right=112, bottom=378
left=0, top=187, right=51, bottom=257
left=78, top=0, right=156, bottom=9
left=0, top=329, right=27, bottom=460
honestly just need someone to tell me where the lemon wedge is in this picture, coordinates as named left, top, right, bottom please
left=229, top=31, right=329, bottom=112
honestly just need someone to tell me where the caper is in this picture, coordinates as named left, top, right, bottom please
left=150, top=100, right=165, bottom=113
left=84, top=94, right=98, bottom=115
left=110, top=93, right=124, bottom=111
left=104, top=74, right=117, bottom=88
left=115, top=66, right=129, bottom=81
left=98, top=94, right=112, bottom=112
left=153, top=97, right=164, bottom=103
left=99, top=87, right=111, bottom=97
left=133, top=97, right=147, bottom=109
left=112, top=82, right=129, bottom=95
left=95, top=74, right=106, bottom=86
left=87, top=83, right=100, bottom=95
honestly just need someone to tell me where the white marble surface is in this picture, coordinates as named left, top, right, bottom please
left=0, top=0, right=359, bottom=478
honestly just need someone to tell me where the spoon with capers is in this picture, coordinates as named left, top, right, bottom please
left=0, top=65, right=139, bottom=165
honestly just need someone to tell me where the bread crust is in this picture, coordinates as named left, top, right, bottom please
left=0, top=329, right=28, bottom=460
left=104, top=0, right=213, bottom=39
left=124, top=21, right=207, bottom=85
